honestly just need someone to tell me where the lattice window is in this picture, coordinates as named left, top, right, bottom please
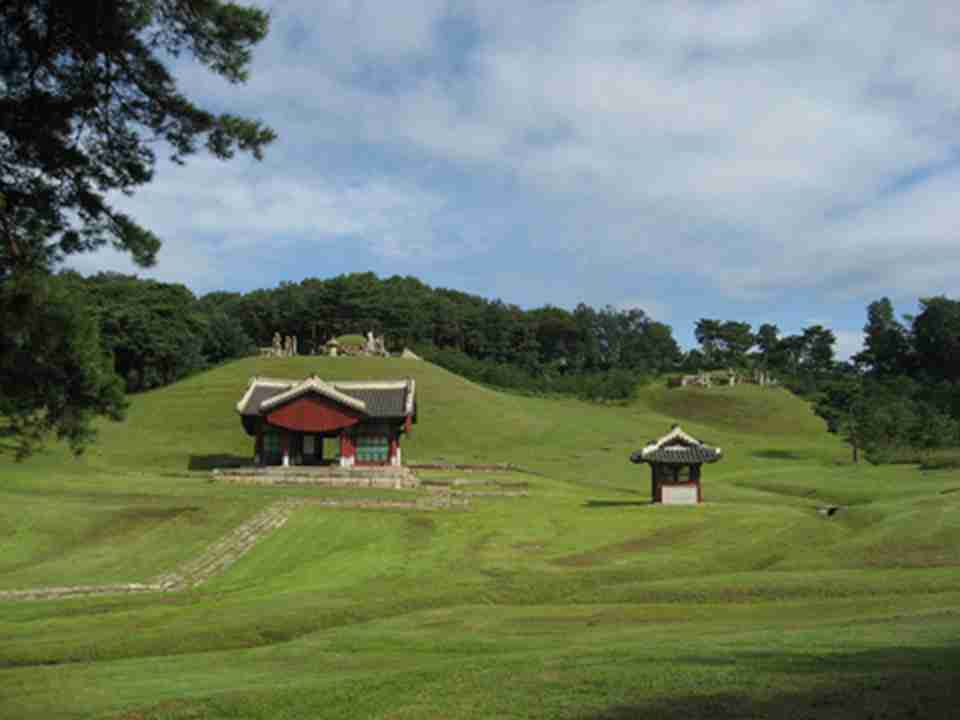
left=263, top=430, right=281, bottom=462
left=356, top=434, right=389, bottom=463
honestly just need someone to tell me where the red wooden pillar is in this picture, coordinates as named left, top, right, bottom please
left=389, top=434, right=399, bottom=466
left=339, top=432, right=355, bottom=467
left=316, top=435, right=324, bottom=463
left=281, top=431, right=290, bottom=467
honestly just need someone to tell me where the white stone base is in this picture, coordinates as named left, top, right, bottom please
left=340, top=455, right=355, bottom=468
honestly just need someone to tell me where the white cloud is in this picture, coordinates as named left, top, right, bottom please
left=73, top=0, right=960, bottom=312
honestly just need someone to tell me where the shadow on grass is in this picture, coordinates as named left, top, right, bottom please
left=0, top=424, right=20, bottom=458
left=188, top=454, right=253, bottom=471
left=752, top=449, right=808, bottom=461
left=584, top=500, right=651, bottom=508
left=580, top=644, right=960, bottom=720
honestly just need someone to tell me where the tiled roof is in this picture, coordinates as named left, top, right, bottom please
left=631, top=445, right=722, bottom=464
left=630, top=425, right=722, bottom=465
left=236, top=376, right=414, bottom=420
left=260, top=378, right=367, bottom=413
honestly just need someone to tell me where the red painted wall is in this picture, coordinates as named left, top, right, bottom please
left=267, top=395, right=364, bottom=433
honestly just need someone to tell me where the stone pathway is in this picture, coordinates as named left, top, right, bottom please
left=0, top=495, right=468, bottom=603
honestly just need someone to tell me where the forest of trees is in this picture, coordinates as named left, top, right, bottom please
left=813, top=297, right=960, bottom=466
left=1, top=0, right=274, bottom=458
left=54, top=271, right=680, bottom=400
left=10, top=270, right=960, bottom=467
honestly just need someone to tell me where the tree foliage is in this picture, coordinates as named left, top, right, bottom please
left=694, top=319, right=755, bottom=368
left=1, top=0, right=273, bottom=457
left=0, top=0, right=275, bottom=277
left=61, top=271, right=254, bottom=391
left=854, top=298, right=911, bottom=377
left=0, top=273, right=126, bottom=459
left=813, top=376, right=867, bottom=463
left=812, top=296, right=960, bottom=464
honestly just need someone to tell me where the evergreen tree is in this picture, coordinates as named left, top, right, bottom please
left=854, top=298, right=910, bottom=377
left=1, top=0, right=274, bottom=456
left=0, top=273, right=126, bottom=459
left=1, top=0, right=274, bottom=275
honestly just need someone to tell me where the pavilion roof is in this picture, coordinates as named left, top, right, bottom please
left=236, top=376, right=415, bottom=420
left=630, top=425, right=722, bottom=465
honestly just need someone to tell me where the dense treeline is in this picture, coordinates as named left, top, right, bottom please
left=813, top=297, right=960, bottom=465
left=58, top=271, right=680, bottom=400
left=181, top=272, right=682, bottom=401
left=58, top=272, right=255, bottom=392
left=684, top=301, right=960, bottom=463
left=45, top=272, right=960, bottom=464
left=684, top=318, right=837, bottom=391
left=205, top=273, right=682, bottom=378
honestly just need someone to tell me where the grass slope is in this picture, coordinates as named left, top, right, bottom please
left=1, top=356, right=958, bottom=719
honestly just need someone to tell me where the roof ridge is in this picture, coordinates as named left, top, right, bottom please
left=259, top=377, right=367, bottom=413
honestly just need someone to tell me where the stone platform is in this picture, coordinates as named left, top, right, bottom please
left=212, top=465, right=419, bottom=489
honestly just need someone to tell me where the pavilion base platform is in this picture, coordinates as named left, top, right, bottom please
left=211, top=465, right=419, bottom=489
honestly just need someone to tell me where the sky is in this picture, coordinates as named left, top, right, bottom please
left=69, top=1, right=960, bottom=358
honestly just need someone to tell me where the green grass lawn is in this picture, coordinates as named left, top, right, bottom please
left=1, top=356, right=958, bottom=718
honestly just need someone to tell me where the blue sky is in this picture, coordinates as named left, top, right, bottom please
left=70, top=0, right=960, bottom=358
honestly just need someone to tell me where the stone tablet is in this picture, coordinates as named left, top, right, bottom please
left=662, top=485, right=698, bottom=505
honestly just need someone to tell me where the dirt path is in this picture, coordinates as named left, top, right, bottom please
left=0, top=495, right=467, bottom=602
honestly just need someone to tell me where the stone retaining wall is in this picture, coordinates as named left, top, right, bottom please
left=212, top=465, right=419, bottom=489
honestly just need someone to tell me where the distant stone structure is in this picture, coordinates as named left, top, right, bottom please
left=669, top=372, right=712, bottom=388
left=668, top=369, right=777, bottom=389
left=260, top=332, right=299, bottom=358
left=323, top=330, right=389, bottom=358
left=401, top=348, right=421, bottom=360
left=324, top=337, right=340, bottom=357
left=753, top=369, right=775, bottom=386
left=365, top=331, right=387, bottom=356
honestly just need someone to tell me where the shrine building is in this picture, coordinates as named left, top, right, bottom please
left=236, top=376, right=416, bottom=467
left=630, top=425, right=722, bottom=504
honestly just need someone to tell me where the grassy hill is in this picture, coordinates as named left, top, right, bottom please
left=1, top=357, right=959, bottom=719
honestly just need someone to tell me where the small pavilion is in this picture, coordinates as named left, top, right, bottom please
left=236, top=376, right=416, bottom=468
left=630, top=425, right=722, bottom=504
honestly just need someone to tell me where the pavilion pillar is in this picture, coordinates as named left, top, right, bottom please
left=316, top=435, right=324, bottom=463
left=255, top=423, right=264, bottom=466
left=281, top=431, right=290, bottom=467
left=389, top=434, right=400, bottom=467
left=339, top=432, right=355, bottom=467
